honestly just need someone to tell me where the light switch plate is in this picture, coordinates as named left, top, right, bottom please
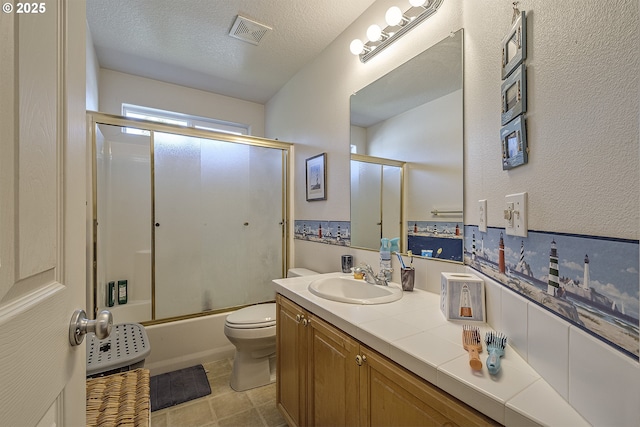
left=479, top=200, right=487, bottom=232
left=505, top=192, right=528, bottom=237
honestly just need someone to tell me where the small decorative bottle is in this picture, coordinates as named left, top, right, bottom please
left=117, top=280, right=128, bottom=304
left=107, top=281, right=115, bottom=307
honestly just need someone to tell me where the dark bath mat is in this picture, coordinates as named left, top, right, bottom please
left=150, top=364, right=211, bottom=411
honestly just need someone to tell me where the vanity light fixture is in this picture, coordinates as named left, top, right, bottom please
left=385, top=7, right=407, bottom=27
left=366, top=24, right=387, bottom=42
left=350, top=0, right=444, bottom=63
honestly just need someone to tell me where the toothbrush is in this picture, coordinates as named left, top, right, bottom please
left=408, top=250, right=413, bottom=268
left=462, top=325, right=483, bottom=370
left=395, top=252, right=406, bottom=269
left=485, top=331, right=507, bottom=375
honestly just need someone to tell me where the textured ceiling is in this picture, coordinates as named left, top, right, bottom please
left=86, top=0, right=377, bottom=104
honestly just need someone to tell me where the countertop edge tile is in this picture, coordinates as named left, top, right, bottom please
left=506, top=379, right=592, bottom=427
left=437, top=367, right=506, bottom=424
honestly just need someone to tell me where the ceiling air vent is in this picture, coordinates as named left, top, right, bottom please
left=229, top=15, right=272, bottom=46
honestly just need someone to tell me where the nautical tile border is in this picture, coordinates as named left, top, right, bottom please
left=294, top=220, right=351, bottom=247
left=464, top=225, right=639, bottom=360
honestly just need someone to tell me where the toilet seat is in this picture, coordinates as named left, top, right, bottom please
left=225, top=303, right=276, bottom=329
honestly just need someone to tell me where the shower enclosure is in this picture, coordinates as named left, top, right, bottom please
left=89, top=112, right=290, bottom=323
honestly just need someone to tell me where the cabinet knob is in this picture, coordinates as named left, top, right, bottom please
left=356, top=355, right=363, bottom=366
left=295, top=314, right=301, bottom=322
left=302, top=318, right=309, bottom=327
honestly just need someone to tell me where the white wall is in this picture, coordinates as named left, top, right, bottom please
left=463, top=0, right=638, bottom=239
left=99, top=69, right=266, bottom=137
left=366, top=90, right=463, bottom=220
left=86, top=24, right=99, bottom=312
left=266, top=0, right=639, bottom=425
left=266, top=0, right=464, bottom=269
left=85, top=21, right=99, bottom=111
left=268, top=0, right=638, bottom=262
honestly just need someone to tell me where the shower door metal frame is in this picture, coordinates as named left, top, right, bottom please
left=88, top=111, right=291, bottom=322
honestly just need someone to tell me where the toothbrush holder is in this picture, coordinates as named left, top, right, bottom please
left=401, top=267, right=415, bottom=291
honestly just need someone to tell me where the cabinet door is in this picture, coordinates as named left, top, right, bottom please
left=359, top=346, right=498, bottom=427
left=307, top=314, right=359, bottom=427
left=276, top=295, right=307, bottom=427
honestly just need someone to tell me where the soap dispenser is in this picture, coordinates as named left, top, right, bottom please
left=390, top=237, right=400, bottom=254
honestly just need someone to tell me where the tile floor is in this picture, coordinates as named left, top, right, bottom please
left=150, top=358, right=287, bottom=427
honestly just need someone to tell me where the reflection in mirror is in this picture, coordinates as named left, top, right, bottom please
left=350, top=154, right=404, bottom=250
left=350, top=29, right=464, bottom=262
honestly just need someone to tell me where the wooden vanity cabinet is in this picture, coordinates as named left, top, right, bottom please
left=276, top=294, right=308, bottom=427
left=276, top=294, right=499, bottom=427
left=359, top=346, right=498, bottom=426
left=277, top=294, right=359, bottom=427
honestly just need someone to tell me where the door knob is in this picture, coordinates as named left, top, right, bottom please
left=69, top=309, right=113, bottom=346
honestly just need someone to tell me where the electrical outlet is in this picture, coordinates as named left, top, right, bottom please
left=479, top=200, right=487, bottom=232
left=505, top=192, right=528, bottom=237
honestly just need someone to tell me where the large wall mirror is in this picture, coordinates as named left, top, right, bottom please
left=350, top=29, right=464, bottom=263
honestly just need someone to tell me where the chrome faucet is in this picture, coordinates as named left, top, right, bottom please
left=361, top=264, right=391, bottom=286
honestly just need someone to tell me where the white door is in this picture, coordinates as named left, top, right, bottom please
left=0, top=1, right=87, bottom=425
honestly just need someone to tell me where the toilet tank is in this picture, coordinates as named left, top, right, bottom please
left=287, top=268, right=318, bottom=278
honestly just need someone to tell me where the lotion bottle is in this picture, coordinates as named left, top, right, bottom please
left=379, top=238, right=392, bottom=280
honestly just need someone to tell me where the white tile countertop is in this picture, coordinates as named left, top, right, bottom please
left=273, top=272, right=590, bottom=427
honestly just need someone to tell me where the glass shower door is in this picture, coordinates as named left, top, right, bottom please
left=94, top=124, right=152, bottom=321
left=350, top=160, right=383, bottom=250
left=154, top=132, right=284, bottom=319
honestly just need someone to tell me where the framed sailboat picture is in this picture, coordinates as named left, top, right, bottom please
left=306, top=153, right=327, bottom=201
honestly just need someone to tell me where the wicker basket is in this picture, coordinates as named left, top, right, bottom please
left=86, top=368, right=150, bottom=427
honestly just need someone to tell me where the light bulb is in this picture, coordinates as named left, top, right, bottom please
left=409, top=0, right=428, bottom=6
left=385, top=6, right=403, bottom=26
left=366, top=24, right=382, bottom=42
left=350, top=39, right=364, bottom=55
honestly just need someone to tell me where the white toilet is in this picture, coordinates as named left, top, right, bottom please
left=224, top=268, right=317, bottom=391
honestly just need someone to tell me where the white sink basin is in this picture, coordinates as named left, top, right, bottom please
left=308, top=276, right=403, bottom=304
